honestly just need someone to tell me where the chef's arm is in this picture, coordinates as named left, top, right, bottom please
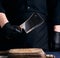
left=0, top=13, right=9, bottom=28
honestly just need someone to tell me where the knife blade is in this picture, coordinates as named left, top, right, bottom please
left=20, top=12, right=44, bottom=33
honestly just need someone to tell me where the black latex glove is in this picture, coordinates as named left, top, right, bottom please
left=1, top=22, right=26, bottom=39
left=53, top=31, right=60, bottom=51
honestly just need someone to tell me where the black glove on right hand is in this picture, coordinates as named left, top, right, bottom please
left=53, top=31, right=60, bottom=51
left=1, top=22, right=26, bottom=39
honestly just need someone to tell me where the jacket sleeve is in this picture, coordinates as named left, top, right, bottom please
left=0, top=0, right=5, bottom=13
left=53, top=0, right=60, bottom=25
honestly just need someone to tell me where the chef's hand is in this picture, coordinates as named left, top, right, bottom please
left=53, top=31, right=60, bottom=51
left=1, top=22, right=26, bottom=39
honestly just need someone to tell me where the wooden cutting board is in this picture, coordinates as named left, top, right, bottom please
left=0, top=48, right=55, bottom=58
left=8, top=48, right=46, bottom=58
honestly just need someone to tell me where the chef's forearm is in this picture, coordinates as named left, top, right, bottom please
left=0, top=13, right=9, bottom=28
left=54, top=25, right=60, bottom=32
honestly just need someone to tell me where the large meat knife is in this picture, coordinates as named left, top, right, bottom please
left=19, top=12, right=44, bottom=33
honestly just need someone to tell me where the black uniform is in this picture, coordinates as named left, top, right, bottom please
left=47, top=0, right=60, bottom=51
left=0, top=0, right=48, bottom=51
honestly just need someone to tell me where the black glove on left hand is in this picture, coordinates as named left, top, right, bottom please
left=1, top=22, right=26, bottom=39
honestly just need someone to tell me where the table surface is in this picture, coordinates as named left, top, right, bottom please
left=0, top=52, right=60, bottom=58
left=46, top=52, right=60, bottom=58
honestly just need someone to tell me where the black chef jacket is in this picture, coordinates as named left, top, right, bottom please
left=0, top=0, right=48, bottom=51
